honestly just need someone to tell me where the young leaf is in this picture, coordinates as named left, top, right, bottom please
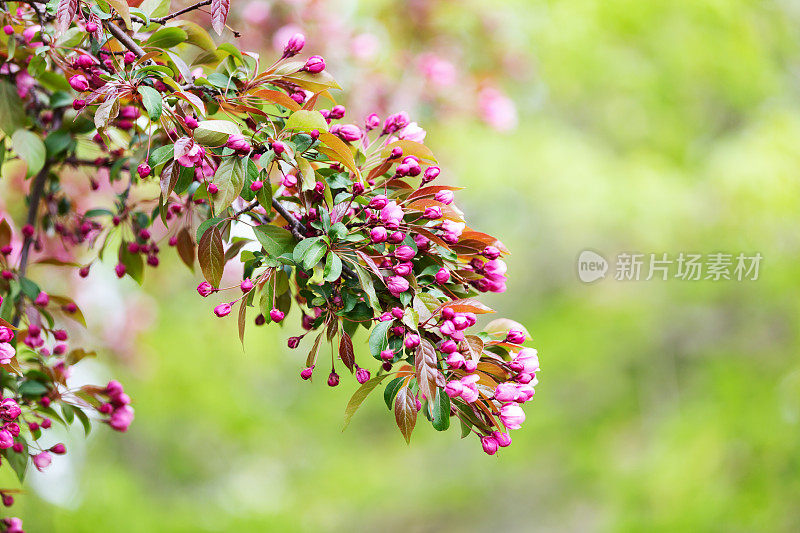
left=55, top=0, right=78, bottom=35
left=430, top=388, right=451, bottom=431
left=137, top=86, right=163, bottom=121
left=176, top=227, right=195, bottom=270
left=302, top=240, right=327, bottom=270
left=254, top=224, right=295, bottom=258
left=11, top=130, right=45, bottom=177
left=415, top=338, right=443, bottom=409
left=211, top=0, right=231, bottom=35
left=194, top=120, right=240, bottom=146
left=339, top=331, right=354, bottom=373
left=368, top=320, right=391, bottom=358
left=284, top=110, right=329, bottom=133
left=237, top=299, right=247, bottom=347
left=212, top=157, right=246, bottom=212
left=107, top=0, right=133, bottom=29
left=198, top=226, right=224, bottom=287
left=394, top=386, right=417, bottom=444
left=342, top=373, right=393, bottom=430
left=323, top=252, right=342, bottom=281
left=306, top=331, right=323, bottom=367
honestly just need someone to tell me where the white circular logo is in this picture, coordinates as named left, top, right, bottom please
left=577, top=250, right=608, bottom=283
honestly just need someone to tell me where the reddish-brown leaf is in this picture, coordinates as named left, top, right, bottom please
left=211, top=0, right=230, bottom=35
left=0, top=219, right=10, bottom=248
left=393, top=385, right=417, bottom=444
left=339, top=331, right=355, bottom=373
left=306, top=331, right=323, bottom=367
left=415, top=339, right=443, bottom=407
left=460, top=335, right=484, bottom=364
left=197, top=226, right=224, bottom=287
left=55, top=0, right=78, bottom=35
left=442, top=298, right=494, bottom=315
left=176, top=227, right=195, bottom=270
left=406, top=185, right=463, bottom=203
left=237, top=299, right=247, bottom=347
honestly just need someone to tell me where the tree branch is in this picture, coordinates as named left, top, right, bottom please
left=106, top=21, right=146, bottom=58
left=150, top=0, right=212, bottom=24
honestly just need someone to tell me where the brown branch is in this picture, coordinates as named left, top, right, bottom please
left=150, top=0, right=211, bottom=24
left=105, top=21, right=146, bottom=58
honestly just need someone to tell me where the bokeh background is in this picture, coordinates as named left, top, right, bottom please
left=8, top=0, right=800, bottom=530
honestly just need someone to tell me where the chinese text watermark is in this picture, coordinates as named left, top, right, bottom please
left=577, top=251, right=762, bottom=283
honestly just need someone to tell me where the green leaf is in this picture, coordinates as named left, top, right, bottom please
left=0, top=80, right=29, bottom=135
left=118, top=241, right=144, bottom=284
left=139, top=0, right=171, bottom=17
left=384, top=376, right=405, bottom=410
left=368, top=320, right=392, bottom=358
left=253, top=224, right=295, bottom=258
left=2, top=439, right=28, bottom=481
left=197, top=225, right=225, bottom=287
left=430, top=388, right=451, bottom=431
left=11, top=130, right=45, bottom=177
left=44, top=130, right=73, bottom=157
left=302, top=241, right=327, bottom=270
left=137, top=86, right=163, bottom=121
left=194, top=119, right=240, bottom=147
left=342, top=373, right=394, bottom=430
left=323, top=252, right=342, bottom=281
left=146, top=26, right=188, bottom=48
left=284, top=110, right=329, bottom=133
left=212, top=157, right=246, bottom=212
left=196, top=216, right=224, bottom=242
left=355, top=265, right=382, bottom=315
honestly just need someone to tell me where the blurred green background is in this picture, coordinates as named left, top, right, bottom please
left=11, top=0, right=800, bottom=530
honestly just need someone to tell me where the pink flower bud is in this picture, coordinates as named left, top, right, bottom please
left=369, top=226, right=387, bottom=243
left=0, top=328, right=12, bottom=343
left=240, top=279, right=254, bottom=292
left=304, top=55, right=325, bottom=73
left=250, top=180, right=263, bottom=192
left=423, top=166, right=440, bottom=182
left=434, top=190, right=454, bottom=205
left=33, top=451, right=51, bottom=471
left=226, top=133, right=251, bottom=152
left=506, top=329, right=526, bottom=344
left=365, top=113, right=380, bottom=130
left=137, top=163, right=151, bottom=178
left=288, top=337, right=301, bottom=349
left=123, top=51, right=136, bottom=64
left=393, top=262, right=413, bottom=276
left=444, top=380, right=463, bottom=398
left=388, top=231, right=405, bottom=244
left=3, top=25, right=12, bottom=35
left=68, top=74, right=90, bottom=92
left=51, top=443, right=66, bottom=454
left=386, top=276, right=409, bottom=296
left=85, top=21, right=98, bottom=33
left=380, top=349, right=394, bottom=361
left=482, top=246, right=501, bottom=260
left=115, top=263, right=126, bottom=278
left=499, top=403, right=526, bottom=430
left=269, top=308, right=285, bottom=322
left=34, top=291, right=49, bottom=307
left=369, top=195, right=388, bottom=209
left=197, top=282, right=214, bottom=297
left=109, top=405, right=134, bottom=432
left=494, top=382, right=518, bottom=403
left=434, top=268, right=450, bottom=284
left=214, top=303, right=232, bottom=317
left=404, top=334, right=420, bottom=349
left=208, top=183, right=219, bottom=194
left=327, top=371, right=340, bottom=387
left=281, top=174, right=297, bottom=188
left=356, top=367, right=370, bottom=384
left=440, top=339, right=458, bottom=353
left=477, top=436, right=499, bottom=457
left=282, top=33, right=305, bottom=57
left=331, top=124, right=362, bottom=142
left=185, top=116, right=199, bottom=129
left=492, top=430, right=512, bottom=447
left=272, top=141, right=286, bottom=154
left=72, top=99, right=86, bottom=110
left=300, top=366, right=314, bottom=379
left=423, top=206, right=442, bottom=219
left=394, top=245, right=415, bottom=261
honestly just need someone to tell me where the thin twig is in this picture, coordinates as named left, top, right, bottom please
left=150, top=0, right=211, bottom=24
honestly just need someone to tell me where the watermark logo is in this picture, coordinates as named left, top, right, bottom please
left=577, top=251, right=762, bottom=283
left=577, top=250, right=608, bottom=283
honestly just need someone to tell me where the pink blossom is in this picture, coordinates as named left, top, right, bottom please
left=397, top=122, right=426, bottom=144
left=386, top=276, right=409, bottom=296
left=513, top=348, right=539, bottom=374
left=0, top=343, right=15, bottom=365
left=15, top=70, right=34, bottom=98
left=380, top=201, right=404, bottom=229
left=109, top=405, right=134, bottom=432
left=481, top=435, right=499, bottom=455
left=494, top=382, right=518, bottom=402
left=434, top=268, right=450, bottom=284
left=419, top=53, right=458, bottom=87
left=350, top=33, right=380, bottom=61
left=0, top=430, right=12, bottom=449
left=174, top=137, right=205, bottom=167
left=459, top=374, right=480, bottom=403
left=434, top=190, right=454, bottom=205
left=479, top=87, right=518, bottom=132
left=242, top=0, right=270, bottom=25
left=394, top=245, right=415, bottom=261
left=0, top=326, right=13, bottom=343
left=33, top=451, right=51, bottom=471
left=499, top=403, right=525, bottom=430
